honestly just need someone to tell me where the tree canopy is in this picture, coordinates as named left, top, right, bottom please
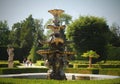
left=66, top=16, right=111, bottom=62
left=0, top=21, right=10, bottom=47
left=109, top=23, right=120, bottom=47
left=9, top=15, right=45, bottom=60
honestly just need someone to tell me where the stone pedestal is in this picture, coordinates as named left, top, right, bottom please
left=8, top=61, right=14, bottom=68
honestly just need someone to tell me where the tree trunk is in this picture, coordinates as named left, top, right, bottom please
left=89, top=57, right=92, bottom=68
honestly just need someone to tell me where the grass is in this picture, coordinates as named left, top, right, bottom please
left=0, top=78, right=120, bottom=84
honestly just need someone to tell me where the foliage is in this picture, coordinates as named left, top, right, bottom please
left=59, top=13, right=72, bottom=25
left=69, top=60, right=120, bottom=65
left=0, top=60, right=20, bottom=67
left=68, top=64, right=120, bottom=68
left=109, top=23, right=120, bottom=47
left=9, top=15, right=45, bottom=59
left=28, top=45, right=41, bottom=63
left=81, top=50, right=99, bottom=68
left=65, top=68, right=99, bottom=74
left=66, top=16, right=111, bottom=62
left=107, top=45, right=120, bottom=60
left=28, top=19, right=44, bottom=63
left=0, top=68, right=48, bottom=75
left=65, top=68, right=120, bottom=76
left=45, top=13, right=72, bottom=41
left=9, top=22, right=21, bottom=47
left=99, top=68, right=120, bottom=76
left=81, top=50, right=99, bottom=58
left=35, top=60, right=44, bottom=66
left=0, top=21, right=10, bottom=47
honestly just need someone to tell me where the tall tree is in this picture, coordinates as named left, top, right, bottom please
left=59, top=13, right=72, bottom=41
left=20, top=15, right=35, bottom=50
left=66, top=16, right=111, bottom=62
left=0, top=21, right=10, bottom=47
left=28, top=19, right=45, bottom=62
left=45, top=13, right=72, bottom=42
left=110, top=23, right=120, bottom=47
left=59, top=13, right=72, bottom=25
left=9, top=22, right=21, bottom=47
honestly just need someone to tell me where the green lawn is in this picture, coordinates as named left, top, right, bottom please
left=0, top=78, right=120, bottom=84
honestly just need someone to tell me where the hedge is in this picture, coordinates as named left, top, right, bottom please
left=0, top=60, right=20, bottom=68
left=99, top=68, right=120, bottom=76
left=35, top=60, right=44, bottom=66
left=0, top=68, right=48, bottom=75
left=65, top=68, right=120, bottom=76
left=0, top=47, right=30, bottom=62
left=68, top=64, right=120, bottom=68
left=0, top=64, right=8, bottom=67
left=0, top=68, right=119, bottom=76
left=65, top=68, right=99, bottom=74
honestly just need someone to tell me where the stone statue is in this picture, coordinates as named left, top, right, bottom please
left=7, top=45, right=14, bottom=68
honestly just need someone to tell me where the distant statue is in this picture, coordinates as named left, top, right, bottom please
left=7, top=45, right=14, bottom=68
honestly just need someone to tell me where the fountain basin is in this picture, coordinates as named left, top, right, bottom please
left=0, top=73, right=119, bottom=80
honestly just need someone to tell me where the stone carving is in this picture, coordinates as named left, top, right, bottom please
left=37, top=9, right=74, bottom=80
left=7, top=45, right=14, bottom=68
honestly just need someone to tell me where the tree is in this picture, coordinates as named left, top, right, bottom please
left=10, top=15, right=45, bottom=60
left=82, top=50, right=99, bottom=68
left=28, top=19, right=45, bottom=62
left=109, top=23, right=120, bottom=47
left=66, top=16, right=110, bottom=62
left=9, top=22, right=21, bottom=47
left=59, top=13, right=72, bottom=25
left=20, top=15, right=35, bottom=50
left=45, top=13, right=72, bottom=41
left=0, top=21, right=10, bottom=47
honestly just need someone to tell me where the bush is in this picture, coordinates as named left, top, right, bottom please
left=105, top=61, right=120, bottom=64
left=65, top=68, right=120, bottom=76
left=107, top=46, right=120, bottom=60
left=14, top=60, right=21, bottom=67
left=35, top=60, right=44, bottom=66
left=0, top=64, right=8, bottom=67
left=65, top=68, right=99, bottom=74
left=100, top=64, right=120, bottom=68
left=68, top=60, right=120, bottom=68
left=99, top=68, right=120, bottom=76
left=0, top=68, right=48, bottom=75
left=70, top=60, right=88, bottom=64
left=0, top=60, right=20, bottom=68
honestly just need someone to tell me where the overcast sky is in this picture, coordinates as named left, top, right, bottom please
left=0, top=0, right=120, bottom=29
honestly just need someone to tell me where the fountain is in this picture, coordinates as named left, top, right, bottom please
left=37, top=9, right=75, bottom=80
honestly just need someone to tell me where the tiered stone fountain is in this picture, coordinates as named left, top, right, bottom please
left=37, top=9, right=74, bottom=80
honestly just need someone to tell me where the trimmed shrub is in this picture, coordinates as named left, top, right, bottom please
left=68, top=61, right=120, bottom=68
left=0, top=60, right=20, bottom=68
left=0, top=64, right=8, bottom=67
left=65, top=68, right=99, bottom=74
left=100, top=64, right=120, bottom=68
left=0, top=68, right=48, bottom=75
left=99, top=68, right=120, bottom=76
left=35, top=60, right=44, bottom=66
left=68, top=64, right=73, bottom=68
left=14, top=60, right=21, bottom=67
left=65, top=68, right=120, bottom=76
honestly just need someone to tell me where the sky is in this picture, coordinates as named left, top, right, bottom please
left=0, top=0, right=120, bottom=29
